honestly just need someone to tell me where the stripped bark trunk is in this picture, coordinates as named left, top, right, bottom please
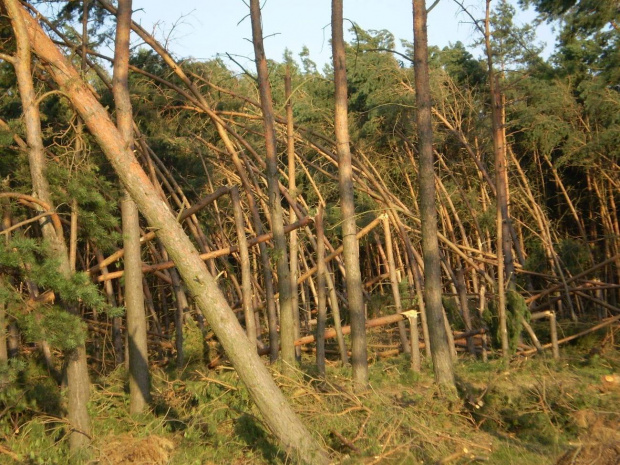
left=19, top=8, right=328, bottom=463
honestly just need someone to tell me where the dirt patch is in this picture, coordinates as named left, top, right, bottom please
left=556, top=411, right=620, bottom=465
left=93, top=434, right=175, bottom=465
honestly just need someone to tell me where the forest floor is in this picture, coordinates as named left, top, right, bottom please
left=2, top=323, right=619, bottom=465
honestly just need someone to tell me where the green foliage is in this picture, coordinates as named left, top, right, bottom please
left=443, top=296, right=465, bottom=331
left=506, top=290, right=529, bottom=351
left=485, top=290, right=528, bottom=352
left=490, top=0, right=545, bottom=69
left=524, top=239, right=548, bottom=274
left=522, top=0, right=620, bottom=85
left=0, top=276, right=21, bottom=312
left=399, top=279, right=418, bottom=310
left=0, top=358, right=65, bottom=461
left=477, top=200, right=497, bottom=234
left=19, top=305, right=86, bottom=351
left=0, top=236, right=42, bottom=269
left=430, top=42, right=487, bottom=88
left=0, top=238, right=112, bottom=323
left=178, top=316, right=206, bottom=366
left=556, top=238, right=590, bottom=275
left=4, top=339, right=618, bottom=465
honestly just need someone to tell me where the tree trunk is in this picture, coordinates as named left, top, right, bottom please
left=316, top=205, right=327, bottom=377
left=170, top=268, right=188, bottom=367
left=484, top=1, right=511, bottom=359
left=332, top=0, right=369, bottom=390
left=231, top=187, right=257, bottom=345
left=412, top=0, right=455, bottom=389
left=120, top=194, right=151, bottom=409
left=383, top=216, right=410, bottom=353
left=1, top=206, right=9, bottom=383
left=4, top=0, right=92, bottom=451
left=0, top=301, right=7, bottom=385
left=95, top=249, right=124, bottom=365
left=113, top=0, right=150, bottom=412
left=20, top=8, right=328, bottom=464
left=285, top=66, right=301, bottom=360
left=249, top=0, right=296, bottom=368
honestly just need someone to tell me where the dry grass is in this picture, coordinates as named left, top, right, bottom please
left=90, top=434, right=175, bottom=465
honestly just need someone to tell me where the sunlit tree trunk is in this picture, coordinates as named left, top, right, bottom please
left=249, top=0, right=296, bottom=368
left=285, top=66, right=301, bottom=360
left=332, top=0, right=369, bottom=390
left=315, top=205, right=327, bottom=377
left=412, top=0, right=456, bottom=389
left=19, top=8, right=329, bottom=463
left=3, top=0, right=91, bottom=451
left=231, top=187, right=257, bottom=345
left=113, top=0, right=151, bottom=412
left=484, top=0, right=510, bottom=359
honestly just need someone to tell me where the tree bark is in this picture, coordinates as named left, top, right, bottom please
left=285, top=66, right=301, bottom=360
left=120, top=195, right=151, bottom=411
left=0, top=301, right=7, bottom=386
left=170, top=267, right=188, bottom=368
left=332, top=0, right=369, bottom=390
left=19, top=7, right=328, bottom=464
left=3, top=0, right=92, bottom=451
left=412, top=0, right=455, bottom=389
left=383, top=216, right=410, bottom=352
left=484, top=1, right=511, bottom=359
left=249, top=0, right=296, bottom=368
left=316, top=205, right=327, bottom=377
left=113, top=0, right=150, bottom=412
left=231, top=187, right=257, bottom=345
left=0, top=206, right=9, bottom=382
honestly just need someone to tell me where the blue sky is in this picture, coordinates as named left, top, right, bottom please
left=129, top=0, right=556, bottom=72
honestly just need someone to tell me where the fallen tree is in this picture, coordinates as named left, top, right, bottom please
left=15, top=5, right=328, bottom=464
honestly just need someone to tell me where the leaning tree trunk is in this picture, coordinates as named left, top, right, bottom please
left=18, top=7, right=328, bottom=464
left=249, top=0, right=296, bottom=368
left=412, top=0, right=455, bottom=389
left=3, top=0, right=92, bottom=452
left=332, top=0, right=369, bottom=390
left=112, top=0, right=151, bottom=414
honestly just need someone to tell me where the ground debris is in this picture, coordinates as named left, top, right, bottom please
left=91, top=434, right=175, bottom=465
left=556, top=413, right=620, bottom=465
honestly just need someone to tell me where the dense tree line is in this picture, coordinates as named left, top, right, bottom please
left=0, top=0, right=618, bottom=463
